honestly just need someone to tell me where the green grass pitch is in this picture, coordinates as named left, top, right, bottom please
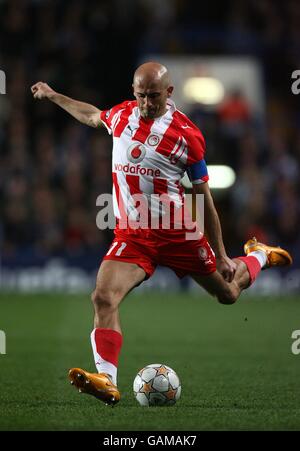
left=0, top=291, right=300, bottom=431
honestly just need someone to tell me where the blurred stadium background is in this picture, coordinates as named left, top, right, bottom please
left=1, top=0, right=300, bottom=432
left=1, top=0, right=299, bottom=295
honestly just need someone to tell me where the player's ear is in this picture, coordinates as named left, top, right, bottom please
left=167, top=86, right=174, bottom=97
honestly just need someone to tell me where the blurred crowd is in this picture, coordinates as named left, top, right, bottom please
left=0, top=0, right=299, bottom=268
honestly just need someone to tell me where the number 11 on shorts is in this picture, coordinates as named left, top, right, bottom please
left=106, top=241, right=127, bottom=256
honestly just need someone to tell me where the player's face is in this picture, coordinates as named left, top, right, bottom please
left=133, top=80, right=173, bottom=120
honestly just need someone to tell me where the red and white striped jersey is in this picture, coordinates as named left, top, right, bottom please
left=100, top=99, right=208, bottom=230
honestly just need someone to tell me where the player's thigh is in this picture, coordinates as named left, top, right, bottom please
left=94, top=259, right=146, bottom=302
left=192, top=270, right=233, bottom=299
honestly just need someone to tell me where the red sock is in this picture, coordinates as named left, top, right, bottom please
left=237, top=256, right=261, bottom=285
left=91, top=328, right=123, bottom=384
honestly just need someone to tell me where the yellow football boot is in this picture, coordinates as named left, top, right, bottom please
left=244, top=237, right=293, bottom=268
left=68, top=368, right=120, bottom=406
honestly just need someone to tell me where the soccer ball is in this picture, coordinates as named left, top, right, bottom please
left=133, top=363, right=181, bottom=406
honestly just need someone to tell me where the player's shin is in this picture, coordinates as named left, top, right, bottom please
left=90, top=328, right=123, bottom=385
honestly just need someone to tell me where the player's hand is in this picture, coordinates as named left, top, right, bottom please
left=216, top=256, right=237, bottom=283
left=31, top=82, right=55, bottom=100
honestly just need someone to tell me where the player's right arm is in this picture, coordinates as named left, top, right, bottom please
left=30, top=82, right=102, bottom=128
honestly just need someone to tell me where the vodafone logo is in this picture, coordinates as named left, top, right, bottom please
left=114, top=163, right=161, bottom=177
left=131, top=146, right=142, bottom=159
left=127, top=142, right=146, bottom=164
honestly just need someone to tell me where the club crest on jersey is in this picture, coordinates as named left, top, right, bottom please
left=198, top=246, right=208, bottom=260
left=147, top=134, right=160, bottom=146
left=127, top=142, right=146, bottom=164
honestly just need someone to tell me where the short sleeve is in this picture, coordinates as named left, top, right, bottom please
left=100, top=101, right=130, bottom=135
left=185, top=128, right=206, bottom=165
left=100, top=109, right=113, bottom=134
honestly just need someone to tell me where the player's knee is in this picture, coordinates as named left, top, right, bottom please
left=91, top=288, right=120, bottom=312
left=217, top=289, right=237, bottom=305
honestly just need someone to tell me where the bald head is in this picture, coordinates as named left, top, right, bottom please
left=132, top=62, right=173, bottom=119
left=133, top=62, right=171, bottom=89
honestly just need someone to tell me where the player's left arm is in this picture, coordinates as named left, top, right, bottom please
left=192, top=182, right=236, bottom=282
